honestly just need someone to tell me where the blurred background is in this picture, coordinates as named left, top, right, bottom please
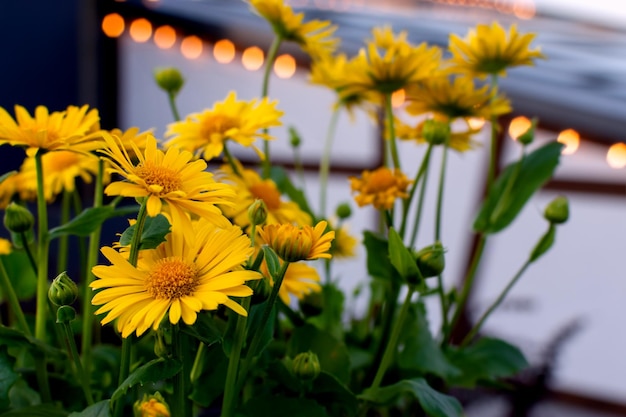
left=1, top=0, right=625, bottom=415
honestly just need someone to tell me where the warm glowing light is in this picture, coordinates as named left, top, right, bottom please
left=513, top=0, right=536, bottom=19
left=557, top=129, right=580, bottom=155
left=181, top=35, right=203, bottom=59
left=214, top=39, right=236, bottom=64
left=154, top=25, right=176, bottom=49
left=102, top=13, right=125, bottom=38
left=467, top=117, right=485, bottom=130
left=242, top=46, right=264, bottom=71
left=129, top=18, right=152, bottom=43
left=391, top=89, right=405, bottom=108
left=607, top=143, right=626, bottom=169
left=274, top=54, right=296, bottom=79
left=508, top=116, right=532, bottom=140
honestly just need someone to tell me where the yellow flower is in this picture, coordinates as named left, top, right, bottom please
left=395, top=118, right=479, bottom=153
left=99, top=132, right=234, bottom=229
left=258, top=221, right=334, bottom=262
left=165, top=92, right=283, bottom=161
left=448, top=22, right=545, bottom=78
left=108, top=126, right=154, bottom=158
left=249, top=0, right=338, bottom=58
left=334, top=26, right=441, bottom=99
left=91, top=220, right=262, bottom=337
left=405, top=76, right=511, bottom=121
left=134, top=392, right=170, bottom=417
left=330, top=223, right=358, bottom=259
left=0, top=105, right=101, bottom=155
left=0, top=173, right=29, bottom=209
left=0, top=238, right=12, bottom=255
left=218, top=163, right=311, bottom=230
left=261, top=259, right=321, bottom=305
left=350, top=167, right=411, bottom=210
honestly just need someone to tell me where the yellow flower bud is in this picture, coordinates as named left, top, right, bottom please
left=134, top=392, right=170, bottom=417
left=248, top=199, right=268, bottom=227
left=292, top=351, right=321, bottom=382
left=414, top=241, right=446, bottom=278
left=422, top=119, right=450, bottom=146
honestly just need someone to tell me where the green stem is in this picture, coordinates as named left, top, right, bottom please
left=486, top=74, right=500, bottom=193
left=56, top=190, right=72, bottom=273
left=261, top=36, right=283, bottom=178
left=319, top=107, right=341, bottom=217
left=172, top=324, right=189, bottom=417
left=365, top=283, right=399, bottom=387
left=461, top=260, right=531, bottom=347
left=222, top=297, right=252, bottom=417
left=189, top=342, right=205, bottom=384
left=81, top=159, right=105, bottom=383
left=60, top=316, right=94, bottom=405
left=400, top=143, right=432, bottom=238
left=168, top=91, right=181, bottom=122
left=0, top=258, right=31, bottom=335
left=384, top=94, right=401, bottom=170
left=20, top=232, right=38, bottom=275
left=409, top=151, right=432, bottom=248
left=223, top=143, right=242, bottom=177
left=434, top=143, right=449, bottom=242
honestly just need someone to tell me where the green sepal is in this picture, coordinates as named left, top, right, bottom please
left=118, top=213, right=170, bottom=250
left=529, top=224, right=556, bottom=263
left=261, top=245, right=281, bottom=279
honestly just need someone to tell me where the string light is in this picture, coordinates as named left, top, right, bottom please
left=508, top=116, right=532, bottom=140
left=181, top=35, right=203, bottom=59
left=274, top=54, right=296, bottom=79
left=391, top=89, right=405, bottom=108
left=129, top=18, right=152, bottom=43
left=154, top=25, right=176, bottom=49
left=242, top=46, right=264, bottom=71
left=102, top=13, right=125, bottom=38
left=606, top=143, right=626, bottom=169
left=557, top=129, right=580, bottom=155
left=214, top=39, right=236, bottom=64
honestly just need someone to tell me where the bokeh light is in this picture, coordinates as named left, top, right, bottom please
left=154, top=25, right=176, bottom=49
left=606, top=143, right=626, bottom=169
left=391, top=89, right=405, bottom=108
left=102, top=13, right=125, bottom=38
left=242, top=46, right=264, bottom=71
left=129, top=18, right=152, bottom=43
left=557, top=129, right=580, bottom=155
left=214, top=39, right=236, bottom=64
left=274, top=54, right=296, bottom=79
left=508, top=116, right=532, bottom=140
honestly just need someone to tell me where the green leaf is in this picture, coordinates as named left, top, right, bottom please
left=240, top=395, right=329, bottom=417
left=288, top=324, right=350, bottom=383
left=190, top=345, right=228, bottom=407
left=67, top=400, right=110, bottom=417
left=270, top=166, right=315, bottom=220
left=529, top=224, right=556, bottom=262
left=245, top=301, right=276, bottom=359
left=0, top=404, right=69, bottom=416
left=0, top=326, right=65, bottom=358
left=359, top=378, right=463, bottom=417
left=48, top=206, right=137, bottom=239
left=387, top=228, right=423, bottom=285
left=310, top=371, right=358, bottom=417
left=446, top=337, right=528, bottom=387
left=261, top=246, right=281, bottom=279
left=0, top=251, right=36, bottom=301
left=182, top=313, right=224, bottom=347
left=118, top=213, right=171, bottom=250
left=0, top=346, right=19, bottom=411
left=397, top=302, right=460, bottom=380
left=362, top=232, right=401, bottom=284
left=473, top=141, right=564, bottom=234
left=110, top=358, right=182, bottom=404
left=7, top=379, right=40, bottom=409
left=307, top=283, right=345, bottom=340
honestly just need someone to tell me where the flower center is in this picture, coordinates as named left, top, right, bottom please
left=43, top=151, right=81, bottom=173
left=136, top=162, right=182, bottom=195
left=365, top=169, right=397, bottom=193
left=249, top=181, right=281, bottom=210
left=200, top=114, right=239, bottom=141
left=145, top=257, right=197, bottom=299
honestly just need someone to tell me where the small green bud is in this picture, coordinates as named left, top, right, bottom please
left=335, top=203, right=352, bottom=220
left=56, top=305, right=76, bottom=323
left=48, top=271, right=78, bottom=306
left=248, top=199, right=268, bottom=227
left=544, top=196, right=569, bottom=224
left=251, top=276, right=271, bottom=305
left=154, top=67, right=184, bottom=96
left=153, top=331, right=169, bottom=358
left=414, top=241, right=445, bottom=278
left=4, top=202, right=34, bottom=234
left=292, top=351, right=321, bottom=382
left=289, top=126, right=302, bottom=148
left=517, top=117, right=538, bottom=146
left=298, top=291, right=324, bottom=318
left=422, top=119, right=450, bottom=145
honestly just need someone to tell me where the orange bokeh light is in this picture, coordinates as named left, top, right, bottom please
left=274, top=54, right=296, bottom=79
left=467, top=117, right=486, bottom=130
left=181, top=35, right=203, bottom=59
left=214, top=39, right=235, bottom=64
left=513, top=0, right=536, bottom=19
left=154, top=25, right=176, bottom=49
left=242, top=46, right=264, bottom=71
left=391, top=89, right=405, bottom=108
left=557, top=129, right=580, bottom=155
left=102, top=13, right=125, bottom=38
left=129, top=18, right=152, bottom=43
left=508, top=116, right=532, bottom=140
left=606, top=143, right=626, bottom=169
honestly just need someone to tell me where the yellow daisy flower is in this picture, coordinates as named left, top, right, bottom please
left=134, top=393, right=170, bottom=417
left=349, top=167, right=411, bottom=210
left=249, top=0, right=338, bottom=58
left=395, top=117, right=479, bottom=153
left=330, top=223, right=358, bottom=259
left=448, top=22, right=545, bottom=78
left=405, top=76, right=511, bottom=121
left=0, top=238, right=12, bottom=255
left=218, top=163, right=311, bottom=230
left=258, top=221, right=334, bottom=262
left=165, top=92, right=283, bottom=161
left=261, top=259, right=321, bottom=305
left=0, top=172, right=29, bottom=209
left=0, top=105, right=101, bottom=155
left=109, top=126, right=154, bottom=158
left=99, top=132, right=234, bottom=229
left=91, top=220, right=262, bottom=337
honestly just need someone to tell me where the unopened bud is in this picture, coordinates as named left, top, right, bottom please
left=292, top=351, right=321, bottom=382
left=517, top=117, right=537, bottom=146
left=248, top=199, right=268, bottom=227
left=154, top=67, right=184, bottom=96
left=422, top=119, right=450, bottom=146
left=414, top=241, right=446, bottom=278
left=56, top=305, right=76, bottom=323
left=4, top=202, right=34, bottom=234
left=49, top=271, right=78, bottom=306
left=335, top=203, right=352, bottom=220
left=544, top=196, right=569, bottom=224
left=153, top=331, right=169, bottom=358
left=289, top=126, right=302, bottom=148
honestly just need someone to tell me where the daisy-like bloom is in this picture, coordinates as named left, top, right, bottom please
left=258, top=221, right=334, bottom=263
left=218, top=163, right=311, bottom=230
left=134, top=392, right=170, bottom=417
left=261, top=258, right=321, bottom=304
left=395, top=117, right=480, bottom=153
left=405, top=76, right=511, bottom=121
left=108, top=126, right=154, bottom=159
left=165, top=92, right=283, bottom=161
left=0, top=105, right=101, bottom=155
left=0, top=172, right=29, bottom=209
left=249, top=0, right=338, bottom=58
left=91, top=220, right=262, bottom=337
left=350, top=167, right=411, bottom=210
left=99, top=132, right=234, bottom=229
left=332, top=26, right=441, bottom=100
left=448, top=22, right=545, bottom=78
left=330, top=223, right=358, bottom=259
left=0, top=238, right=12, bottom=255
